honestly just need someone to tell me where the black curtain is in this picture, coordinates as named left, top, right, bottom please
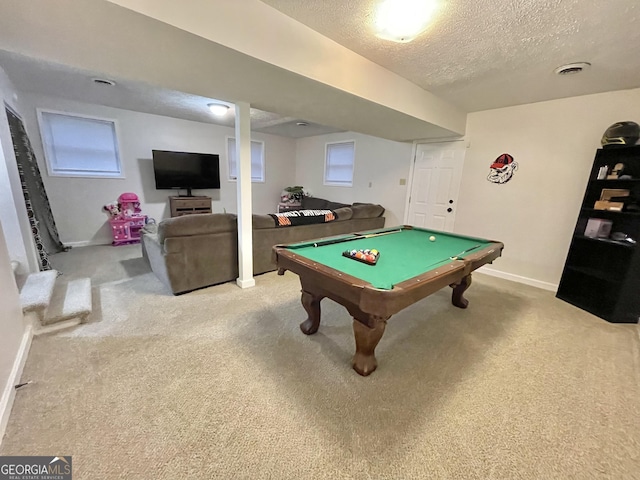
left=5, top=106, right=66, bottom=270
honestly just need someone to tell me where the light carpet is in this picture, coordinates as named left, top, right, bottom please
left=1, top=245, right=639, bottom=479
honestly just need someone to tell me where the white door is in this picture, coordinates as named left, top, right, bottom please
left=406, top=142, right=465, bottom=231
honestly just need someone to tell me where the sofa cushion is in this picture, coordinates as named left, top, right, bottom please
left=253, top=214, right=276, bottom=229
left=158, top=213, right=237, bottom=242
left=333, top=206, right=352, bottom=221
left=302, top=196, right=349, bottom=211
left=351, top=203, right=385, bottom=218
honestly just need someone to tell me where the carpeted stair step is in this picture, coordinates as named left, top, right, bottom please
left=19, top=269, right=58, bottom=321
left=41, top=277, right=92, bottom=327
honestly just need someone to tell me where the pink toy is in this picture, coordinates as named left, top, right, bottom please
left=107, top=192, right=147, bottom=246
left=102, top=202, right=120, bottom=218
left=117, top=192, right=142, bottom=217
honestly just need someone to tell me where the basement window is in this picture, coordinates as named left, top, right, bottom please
left=324, top=140, right=355, bottom=187
left=37, top=110, right=123, bottom=178
left=227, top=137, right=265, bottom=182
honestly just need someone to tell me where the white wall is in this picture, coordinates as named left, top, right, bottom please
left=0, top=68, right=34, bottom=443
left=0, top=219, right=29, bottom=442
left=457, top=87, right=640, bottom=287
left=14, top=86, right=640, bottom=290
left=18, top=93, right=297, bottom=245
left=295, top=132, right=413, bottom=227
left=0, top=67, right=38, bottom=273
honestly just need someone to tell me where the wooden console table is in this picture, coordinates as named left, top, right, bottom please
left=169, top=196, right=212, bottom=217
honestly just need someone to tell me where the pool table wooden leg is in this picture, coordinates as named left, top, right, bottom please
left=352, top=317, right=388, bottom=376
left=451, top=274, right=472, bottom=309
left=300, top=290, right=324, bottom=335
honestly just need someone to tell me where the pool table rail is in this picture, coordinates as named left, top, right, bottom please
left=274, top=241, right=502, bottom=318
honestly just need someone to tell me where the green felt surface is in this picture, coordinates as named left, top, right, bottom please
left=288, top=227, right=493, bottom=290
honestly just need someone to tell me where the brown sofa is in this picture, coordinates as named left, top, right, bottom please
left=142, top=201, right=385, bottom=294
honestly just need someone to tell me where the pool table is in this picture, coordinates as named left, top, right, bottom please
left=273, top=226, right=503, bottom=376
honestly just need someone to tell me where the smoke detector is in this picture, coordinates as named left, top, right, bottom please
left=296, top=121, right=308, bottom=126
left=554, top=62, right=591, bottom=76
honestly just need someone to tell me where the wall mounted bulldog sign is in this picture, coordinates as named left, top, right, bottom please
left=488, top=153, right=518, bottom=184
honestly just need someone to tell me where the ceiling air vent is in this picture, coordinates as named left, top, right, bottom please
left=554, top=62, right=591, bottom=76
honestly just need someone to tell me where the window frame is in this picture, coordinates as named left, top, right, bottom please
left=226, top=136, right=266, bottom=183
left=324, top=140, right=355, bottom=187
left=36, top=108, right=124, bottom=179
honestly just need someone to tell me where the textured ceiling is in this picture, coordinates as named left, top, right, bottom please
left=0, top=50, right=344, bottom=139
left=2, top=0, right=638, bottom=141
left=261, top=0, right=640, bottom=111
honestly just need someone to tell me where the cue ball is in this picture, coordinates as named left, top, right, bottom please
left=429, top=235, right=436, bottom=242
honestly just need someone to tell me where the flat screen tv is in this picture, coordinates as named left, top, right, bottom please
left=152, top=150, right=220, bottom=196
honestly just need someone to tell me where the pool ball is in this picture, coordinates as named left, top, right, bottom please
left=370, top=249, right=378, bottom=255
left=429, top=236, right=436, bottom=242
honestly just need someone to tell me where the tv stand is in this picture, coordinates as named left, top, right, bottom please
left=169, top=196, right=212, bottom=217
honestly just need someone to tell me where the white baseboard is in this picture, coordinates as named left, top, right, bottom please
left=64, top=240, right=111, bottom=248
left=0, top=324, right=33, bottom=446
left=34, top=318, right=82, bottom=336
left=478, top=266, right=558, bottom=292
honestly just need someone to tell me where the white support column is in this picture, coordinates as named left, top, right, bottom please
left=235, top=101, right=255, bottom=288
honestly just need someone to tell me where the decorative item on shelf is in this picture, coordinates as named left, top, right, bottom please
left=606, top=162, right=626, bottom=179
left=595, top=188, right=630, bottom=211
left=611, top=232, right=636, bottom=243
left=597, top=165, right=609, bottom=179
left=600, top=188, right=630, bottom=200
left=594, top=201, right=624, bottom=211
left=601, top=121, right=640, bottom=148
left=610, top=232, right=637, bottom=244
left=584, top=218, right=613, bottom=238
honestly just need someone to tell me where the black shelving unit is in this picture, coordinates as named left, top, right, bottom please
left=556, top=145, right=640, bottom=323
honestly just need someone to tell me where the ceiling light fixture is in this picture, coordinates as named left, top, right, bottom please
left=208, top=103, right=230, bottom=116
left=92, top=78, right=116, bottom=86
left=554, top=62, right=591, bottom=76
left=374, top=0, right=439, bottom=43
